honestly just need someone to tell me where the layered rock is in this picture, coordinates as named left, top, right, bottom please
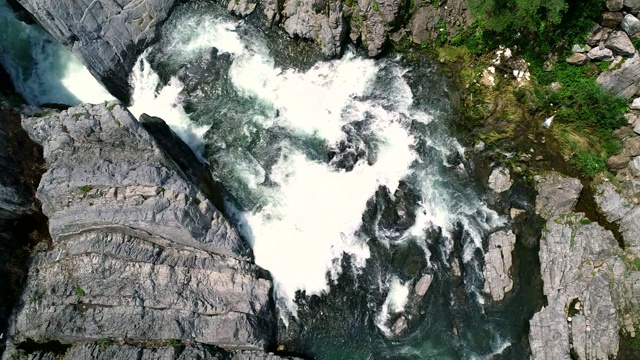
left=529, top=173, right=640, bottom=360
left=281, top=0, right=347, bottom=57
left=15, top=0, right=180, bottom=102
left=2, top=102, right=286, bottom=359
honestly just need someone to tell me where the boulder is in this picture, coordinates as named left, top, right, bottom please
left=482, top=230, right=516, bottom=301
left=534, top=172, right=583, bottom=219
left=597, top=53, right=640, bottom=98
left=632, top=97, right=640, bottom=110
left=608, top=0, right=625, bottom=11
left=608, top=154, right=631, bottom=170
left=622, top=14, right=640, bottom=37
left=594, top=181, right=633, bottom=222
left=606, top=30, right=636, bottom=56
left=228, top=0, right=257, bottom=17
left=488, top=166, right=512, bottom=193
left=588, top=45, right=615, bottom=61
left=566, top=52, right=588, bottom=65
left=16, top=0, right=180, bottom=102
left=602, top=11, right=625, bottom=28
left=1, top=102, right=281, bottom=356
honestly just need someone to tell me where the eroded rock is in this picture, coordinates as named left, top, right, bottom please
left=598, top=53, right=640, bottom=98
left=482, top=230, right=516, bottom=301
left=534, top=172, right=582, bottom=219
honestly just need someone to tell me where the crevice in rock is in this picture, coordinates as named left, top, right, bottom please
left=574, top=179, right=624, bottom=248
left=15, top=338, right=71, bottom=355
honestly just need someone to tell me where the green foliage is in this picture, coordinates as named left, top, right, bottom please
left=372, top=1, right=379, bottom=11
left=114, top=118, right=122, bottom=126
left=75, top=288, right=86, bottom=297
left=107, top=103, right=117, bottom=111
left=598, top=61, right=612, bottom=71
left=432, top=0, right=441, bottom=7
left=97, top=338, right=112, bottom=348
left=167, top=339, right=181, bottom=347
left=572, top=151, right=606, bottom=177
left=437, top=20, right=448, bottom=45
left=79, top=185, right=93, bottom=197
left=579, top=218, right=591, bottom=224
left=630, top=258, right=640, bottom=271
left=467, top=0, right=568, bottom=33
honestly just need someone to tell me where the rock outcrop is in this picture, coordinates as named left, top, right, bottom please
left=598, top=54, right=640, bottom=98
left=15, top=0, right=180, bottom=102
left=1, top=102, right=287, bottom=359
left=534, top=172, right=583, bottom=219
left=482, top=230, right=516, bottom=301
left=529, top=173, right=640, bottom=360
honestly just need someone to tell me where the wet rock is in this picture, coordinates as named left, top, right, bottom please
left=414, top=273, right=433, bottom=297
left=588, top=45, right=614, bottom=61
left=228, top=0, right=257, bottom=17
left=482, top=230, right=516, bottom=301
left=597, top=53, right=640, bottom=98
left=391, top=316, right=408, bottom=335
left=606, top=30, right=636, bottom=56
left=0, top=110, right=34, bottom=219
left=488, top=166, right=512, bottom=193
left=529, top=214, right=624, bottom=360
left=2, top=102, right=280, bottom=356
left=15, top=0, right=180, bottom=102
left=622, top=14, right=640, bottom=37
left=534, top=172, right=583, bottom=219
left=565, top=52, right=588, bottom=65
left=608, top=0, right=625, bottom=11
left=6, top=342, right=294, bottom=360
left=603, top=12, right=625, bottom=28
left=595, top=181, right=633, bottom=222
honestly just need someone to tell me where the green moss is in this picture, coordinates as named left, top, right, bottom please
left=630, top=258, right=640, bottom=271
left=97, top=338, right=112, bottom=348
left=75, top=288, right=86, bottom=297
left=372, top=1, right=379, bottom=11
left=114, top=119, right=122, bottom=126
left=579, top=218, right=591, bottom=224
left=167, top=339, right=181, bottom=347
left=107, top=103, right=117, bottom=111
left=79, top=185, right=93, bottom=197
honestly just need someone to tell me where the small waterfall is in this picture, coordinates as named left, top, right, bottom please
left=0, top=0, right=112, bottom=105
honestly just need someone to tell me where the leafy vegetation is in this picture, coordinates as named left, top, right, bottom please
left=467, top=0, right=568, bottom=33
left=75, top=287, right=86, bottom=297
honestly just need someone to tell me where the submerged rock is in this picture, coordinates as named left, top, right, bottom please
left=15, top=0, right=180, bottom=102
left=2, top=102, right=284, bottom=358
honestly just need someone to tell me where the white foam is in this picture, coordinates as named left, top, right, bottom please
left=375, top=276, right=411, bottom=335
left=0, top=0, right=112, bottom=105
left=128, top=53, right=209, bottom=156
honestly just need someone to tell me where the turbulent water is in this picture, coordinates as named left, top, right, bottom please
left=0, top=1, right=543, bottom=359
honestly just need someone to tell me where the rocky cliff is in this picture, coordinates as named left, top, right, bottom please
left=0, top=102, right=290, bottom=359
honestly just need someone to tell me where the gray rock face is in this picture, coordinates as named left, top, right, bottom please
left=529, top=214, right=624, bottom=360
left=598, top=53, right=640, bottom=98
left=488, top=166, right=512, bottom=193
left=534, top=172, right=583, bottom=219
left=621, top=206, right=640, bottom=254
left=595, top=181, right=633, bottom=222
left=281, top=0, right=346, bottom=57
left=482, top=230, right=516, bottom=301
left=16, top=0, right=179, bottom=102
left=622, top=14, right=640, bottom=37
left=2, top=102, right=281, bottom=357
left=608, top=0, right=625, bottom=11
left=410, top=1, right=470, bottom=46
left=606, top=30, right=636, bottom=56
left=587, top=26, right=611, bottom=46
